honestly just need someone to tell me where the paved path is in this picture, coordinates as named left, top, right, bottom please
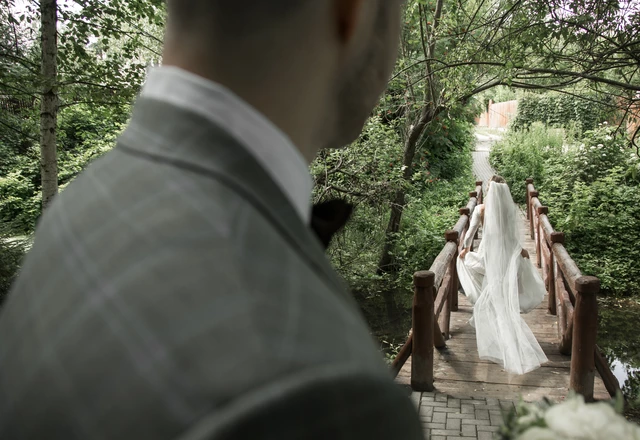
left=394, top=132, right=609, bottom=439
left=472, top=133, right=501, bottom=188
left=409, top=392, right=509, bottom=440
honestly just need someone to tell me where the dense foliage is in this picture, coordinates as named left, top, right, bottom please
left=0, top=104, right=127, bottom=232
left=490, top=123, right=640, bottom=296
left=512, top=92, right=617, bottom=132
left=314, top=106, right=476, bottom=317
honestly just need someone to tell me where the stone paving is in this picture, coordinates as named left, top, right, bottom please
left=411, top=391, right=513, bottom=440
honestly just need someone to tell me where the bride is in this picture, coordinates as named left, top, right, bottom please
left=456, top=175, right=548, bottom=375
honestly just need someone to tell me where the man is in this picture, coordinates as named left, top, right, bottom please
left=0, top=1, right=424, bottom=439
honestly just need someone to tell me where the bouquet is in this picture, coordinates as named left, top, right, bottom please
left=499, top=393, right=640, bottom=439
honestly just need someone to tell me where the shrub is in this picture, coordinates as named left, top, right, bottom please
left=492, top=124, right=640, bottom=295
left=489, top=122, right=564, bottom=203
left=511, top=92, right=615, bottom=132
left=0, top=224, right=27, bottom=305
left=557, top=169, right=640, bottom=295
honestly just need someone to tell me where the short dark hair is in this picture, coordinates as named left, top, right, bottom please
left=166, top=0, right=310, bottom=36
left=490, top=175, right=506, bottom=184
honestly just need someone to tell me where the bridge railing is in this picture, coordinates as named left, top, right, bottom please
left=391, top=181, right=483, bottom=391
left=526, top=178, right=619, bottom=401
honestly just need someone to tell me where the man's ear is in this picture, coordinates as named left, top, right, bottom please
left=334, top=0, right=366, bottom=44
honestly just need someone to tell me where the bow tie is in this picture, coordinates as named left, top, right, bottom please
left=310, top=199, right=353, bottom=249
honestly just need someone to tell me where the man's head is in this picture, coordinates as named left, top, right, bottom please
left=163, top=0, right=404, bottom=161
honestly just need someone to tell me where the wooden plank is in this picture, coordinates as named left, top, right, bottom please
left=429, top=241, right=457, bottom=289
left=452, top=215, right=469, bottom=236
left=435, top=350, right=571, bottom=367
left=539, top=214, right=555, bottom=245
left=552, top=243, right=582, bottom=295
left=432, top=361, right=573, bottom=387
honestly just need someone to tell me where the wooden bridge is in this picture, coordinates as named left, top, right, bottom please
left=390, top=179, right=620, bottom=439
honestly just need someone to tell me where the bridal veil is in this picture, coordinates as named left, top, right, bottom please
left=462, top=182, right=548, bottom=375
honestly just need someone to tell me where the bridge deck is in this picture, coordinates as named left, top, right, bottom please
left=396, top=208, right=608, bottom=401
left=395, top=209, right=609, bottom=439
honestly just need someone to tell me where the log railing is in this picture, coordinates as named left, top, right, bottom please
left=391, top=181, right=483, bottom=391
left=526, top=178, right=620, bottom=401
left=390, top=178, right=620, bottom=401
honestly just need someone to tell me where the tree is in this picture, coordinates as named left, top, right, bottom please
left=376, top=0, right=640, bottom=276
left=39, top=0, right=58, bottom=209
left=1, top=0, right=165, bottom=215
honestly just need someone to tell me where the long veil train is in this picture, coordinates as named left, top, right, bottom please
left=459, top=183, right=548, bottom=375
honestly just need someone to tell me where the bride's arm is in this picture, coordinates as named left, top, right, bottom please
left=461, top=206, right=482, bottom=257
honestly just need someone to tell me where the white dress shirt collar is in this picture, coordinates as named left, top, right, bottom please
left=140, top=66, right=312, bottom=223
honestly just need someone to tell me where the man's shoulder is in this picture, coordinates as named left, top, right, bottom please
left=0, top=141, right=394, bottom=438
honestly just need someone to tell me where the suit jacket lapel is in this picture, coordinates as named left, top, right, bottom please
left=117, top=97, right=347, bottom=294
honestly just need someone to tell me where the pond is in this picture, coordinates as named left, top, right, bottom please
left=597, top=297, right=640, bottom=406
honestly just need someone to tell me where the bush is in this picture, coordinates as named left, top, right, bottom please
left=417, top=114, right=475, bottom=182
left=556, top=169, right=640, bottom=295
left=322, top=108, right=476, bottom=315
left=0, top=105, right=124, bottom=233
left=492, top=124, right=640, bottom=295
left=393, top=174, right=475, bottom=297
left=0, top=225, right=27, bottom=304
left=511, top=92, right=615, bottom=132
left=489, top=122, right=565, bottom=203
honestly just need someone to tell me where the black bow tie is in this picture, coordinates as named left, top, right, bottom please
left=310, top=199, right=353, bottom=249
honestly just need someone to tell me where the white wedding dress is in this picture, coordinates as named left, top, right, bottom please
left=456, top=183, right=548, bottom=375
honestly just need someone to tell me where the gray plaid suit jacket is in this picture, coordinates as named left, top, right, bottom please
left=0, top=98, right=424, bottom=439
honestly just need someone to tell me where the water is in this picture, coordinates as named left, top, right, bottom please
left=598, top=297, right=640, bottom=404
left=610, top=359, right=640, bottom=399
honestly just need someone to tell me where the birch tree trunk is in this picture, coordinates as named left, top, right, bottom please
left=40, top=0, right=58, bottom=210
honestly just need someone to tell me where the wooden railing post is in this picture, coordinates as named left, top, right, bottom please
left=548, top=232, right=564, bottom=316
left=459, top=207, right=471, bottom=253
left=469, top=191, right=479, bottom=243
left=529, top=190, right=538, bottom=239
left=411, top=270, right=435, bottom=391
left=536, top=206, right=548, bottom=269
left=525, top=178, right=533, bottom=219
left=476, top=181, right=483, bottom=204
left=569, top=276, right=600, bottom=401
left=442, top=230, right=459, bottom=334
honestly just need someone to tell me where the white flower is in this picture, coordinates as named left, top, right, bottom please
left=590, top=146, right=596, bottom=150
left=401, top=165, right=408, bottom=171
left=543, top=395, right=640, bottom=440
left=519, top=427, right=562, bottom=440
left=602, top=153, right=606, bottom=157
left=603, top=121, right=608, bottom=125
left=597, top=144, right=604, bottom=148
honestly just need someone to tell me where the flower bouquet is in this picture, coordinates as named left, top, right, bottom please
left=498, top=393, right=640, bottom=440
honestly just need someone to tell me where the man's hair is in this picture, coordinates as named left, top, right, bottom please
left=490, top=175, right=506, bottom=184
left=166, top=0, right=311, bottom=36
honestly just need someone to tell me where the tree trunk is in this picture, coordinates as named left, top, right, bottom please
left=40, top=0, right=58, bottom=210
left=377, top=114, right=431, bottom=274
left=377, top=0, right=444, bottom=275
